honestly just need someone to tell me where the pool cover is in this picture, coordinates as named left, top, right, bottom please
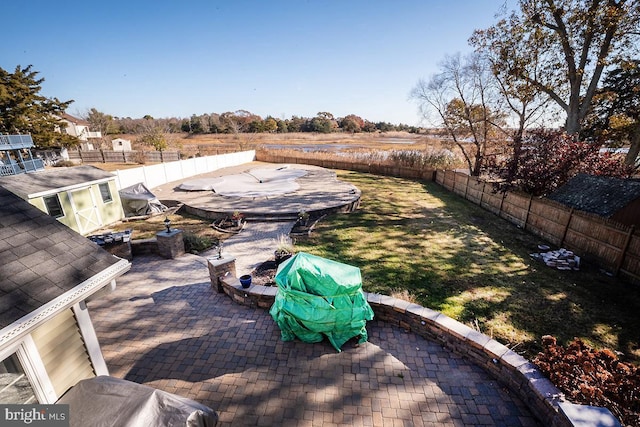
left=269, top=252, right=374, bottom=352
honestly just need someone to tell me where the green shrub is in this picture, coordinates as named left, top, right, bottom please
left=183, top=232, right=215, bottom=254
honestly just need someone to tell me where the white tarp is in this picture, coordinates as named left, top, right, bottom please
left=57, top=376, right=218, bottom=427
left=119, top=182, right=167, bottom=217
left=179, top=165, right=307, bottom=197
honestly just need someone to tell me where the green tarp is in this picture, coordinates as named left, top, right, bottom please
left=269, top=252, right=374, bottom=352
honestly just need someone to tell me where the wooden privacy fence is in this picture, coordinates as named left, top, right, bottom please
left=436, top=170, right=640, bottom=283
left=255, top=150, right=436, bottom=181
left=68, top=149, right=181, bottom=164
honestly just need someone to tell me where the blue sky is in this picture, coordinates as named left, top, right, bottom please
left=2, top=1, right=512, bottom=126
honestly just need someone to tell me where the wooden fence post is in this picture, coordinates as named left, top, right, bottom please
left=523, top=195, right=533, bottom=231
left=615, top=225, right=635, bottom=276
left=463, top=175, right=469, bottom=200
left=560, top=208, right=574, bottom=246
left=499, top=192, right=506, bottom=218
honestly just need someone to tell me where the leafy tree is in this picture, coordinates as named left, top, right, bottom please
left=308, top=117, right=332, bottom=133
left=375, top=121, right=395, bottom=132
left=219, top=110, right=261, bottom=134
left=84, top=108, right=118, bottom=135
left=205, top=113, right=222, bottom=134
left=263, top=117, right=278, bottom=133
left=471, top=0, right=640, bottom=134
left=489, top=129, right=634, bottom=196
left=340, top=114, right=364, bottom=133
left=181, top=118, right=191, bottom=132
left=362, top=120, right=377, bottom=132
left=188, top=114, right=205, bottom=133
left=470, top=31, right=550, bottom=180
left=248, top=119, right=265, bottom=133
left=308, top=112, right=337, bottom=133
left=0, top=65, right=78, bottom=148
left=582, top=59, right=640, bottom=166
left=317, top=111, right=334, bottom=121
left=276, top=119, right=288, bottom=133
left=286, top=116, right=306, bottom=132
left=137, top=123, right=168, bottom=151
left=411, top=53, right=507, bottom=176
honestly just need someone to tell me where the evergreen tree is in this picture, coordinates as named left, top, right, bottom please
left=0, top=65, right=78, bottom=148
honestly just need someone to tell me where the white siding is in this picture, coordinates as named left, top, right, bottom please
left=31, top=309, right=94, bottom=397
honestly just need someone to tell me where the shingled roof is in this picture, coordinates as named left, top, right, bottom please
left=0, top=186, right=128, bottom=330
left=547, top=173, right=640, bottom=218
left=0, top=165, right=115, bottom=199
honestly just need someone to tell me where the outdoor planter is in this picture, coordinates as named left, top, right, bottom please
left=210, top=217, right=245, bottom=234
left=274, top=251, right=293, bottom=266
left=240, top=274, right=252, bottom=288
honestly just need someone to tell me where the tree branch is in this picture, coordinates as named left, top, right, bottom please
left=577, top=0, right=601, bottom=73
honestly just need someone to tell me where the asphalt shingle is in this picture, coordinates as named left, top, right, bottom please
left=0, top=187, right=121, bottom=329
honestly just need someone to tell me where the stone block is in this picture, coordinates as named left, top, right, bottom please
left=208, top=257, right=237, bottom=292
left=156, top=229, right=185, bottom=259
left=557, top=402, right=622, bottom=427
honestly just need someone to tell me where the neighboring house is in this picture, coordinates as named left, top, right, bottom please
left=0, top=166, right=124, bottom=235
left=57, top=113, right=102, bottom=150
left=548, top=173, right=640, bottom=228
left=111, top=138, right=132, bottom=152
left=0, top=135, right=45, bottom=176
left=0, top=186, right=130, bottom=403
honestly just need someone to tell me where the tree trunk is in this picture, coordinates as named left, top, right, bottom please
left=564, top=111, right=581, bottom=134
left=625, top=123, right=640, bottom=166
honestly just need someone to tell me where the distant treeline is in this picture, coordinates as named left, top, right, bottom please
left=106, top=110, right=421, bottom=135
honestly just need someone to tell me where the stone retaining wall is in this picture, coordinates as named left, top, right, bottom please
left=215, top=273, right=621, bottom=427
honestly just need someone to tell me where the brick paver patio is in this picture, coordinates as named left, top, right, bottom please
left=90, top=254, right=541, bottom=426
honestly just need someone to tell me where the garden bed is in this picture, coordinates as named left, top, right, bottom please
left=250, top=260, right=278, bottom=287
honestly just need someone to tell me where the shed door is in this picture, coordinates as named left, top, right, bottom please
left=68, top=188, right=103, bottom=234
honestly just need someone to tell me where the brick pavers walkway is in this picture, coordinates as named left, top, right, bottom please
left=201, top=220, right=296, bottom=276
left=90, top=254, right=541, bottom=426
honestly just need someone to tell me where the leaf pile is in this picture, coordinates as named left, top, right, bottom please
left=534, top=335, right=639, bottom=426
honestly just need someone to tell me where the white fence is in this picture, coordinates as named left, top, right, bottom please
left=111, top=150, right=256, bottom=190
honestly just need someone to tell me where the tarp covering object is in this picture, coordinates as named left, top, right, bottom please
left=269, top=252, right=374, bottom=352
left=178, top=165, right=307, bottom=197
left=56, top=376, right=218, bottom=427
left=118, top=182, right=167, bottom=217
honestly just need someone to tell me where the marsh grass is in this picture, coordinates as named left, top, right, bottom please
left=258, top=147, right=464, bottom=170
left=295, top=171, right=640, bottom=364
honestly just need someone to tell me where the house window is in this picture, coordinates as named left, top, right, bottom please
left=98, top=183, right=112, bottom=203
left=43, top=195, right=64, bottom=218
left=0, top=353, right=37, bottom=404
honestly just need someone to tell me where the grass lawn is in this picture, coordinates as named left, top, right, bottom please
left=294, top=171, right=640, bottom=365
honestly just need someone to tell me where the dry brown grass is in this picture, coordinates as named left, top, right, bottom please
left=109, top=131, right=455, bottom=154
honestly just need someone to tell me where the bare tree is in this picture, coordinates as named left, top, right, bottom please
left=411, top=53, right=506, bottom=176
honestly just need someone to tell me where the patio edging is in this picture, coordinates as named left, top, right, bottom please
left=214, top=274, right=622, bottom=427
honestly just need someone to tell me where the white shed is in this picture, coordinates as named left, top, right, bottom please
left=111, top=138, right=132, bottom=152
